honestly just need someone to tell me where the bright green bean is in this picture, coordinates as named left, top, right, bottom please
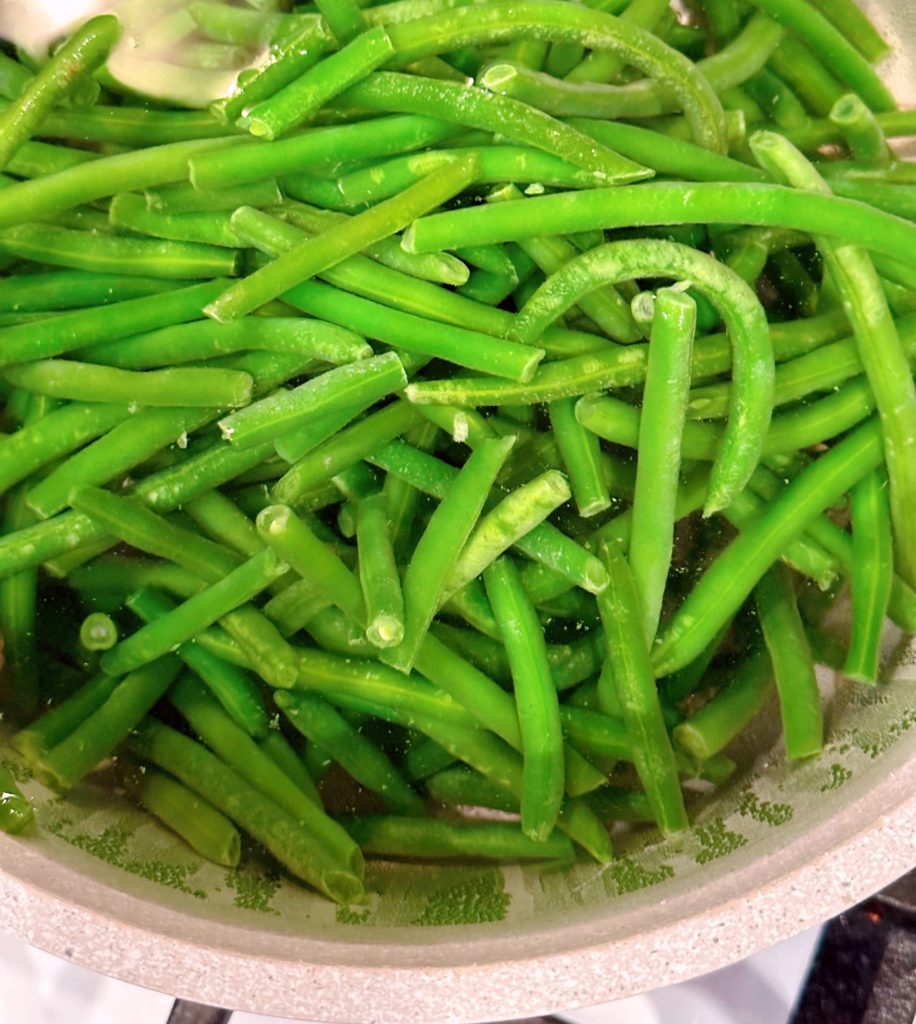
left=654, top=418, right=884, bottom=676
left=3, top=360, right=252, bottom=409
left=595, top=541, right=687, bottom=835
left=132, top=766, right=241, bottom=867
left=483, top=557, right=564, bottom=840
left=754, top=564, right=824, bottom=760
left=510, top=240, right=772, bottom=514
left=275, top=689, right=424, bottom=814
left=672, top=647, right=773, bottom=761
left=102, top=549, right=288, bottom=678
left=0, top=279, right=226, bottom=369
left=383, top=435, right=514, bottom=674
left=751, top=131, right=916, bottom=591
left=628, top=288, right=696, bottom=641
left=79, top=612, right=118, bottom=652
left=128, top=586, right=270, bottom=738
left=0, top=17, right=120, bottom=171
left=0, top=765, right=33, bottom=834
left=37, top=657, right=181, bottom=791
left=385, top=1, right=727, bottom=152
left=130, top=719, right=363, bottom=903
left=189, top=114, right=456, bottom=190
left=257, top=504, right=366, bottom=627
left=829, top=92, right=892, bottom=164
left=356, top=493, right=405, bottom=648
left=220, top=353, right=405, bottom=450
left=243, top=27, right=395, bottom=139
left=0, top=222, right=239, bottom=279
left=844, top=470, right=893, bottom=685
left=108, top=192, right=241, bottom=248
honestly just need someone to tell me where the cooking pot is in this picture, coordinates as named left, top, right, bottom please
left=0, top=3, right=915, bottom=1021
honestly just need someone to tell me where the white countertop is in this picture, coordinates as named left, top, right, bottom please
left=0, top=924, right=821, bottom=1024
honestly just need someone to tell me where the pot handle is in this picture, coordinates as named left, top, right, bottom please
left=790, top=867, right=916, bottom=1023
left=166, top=998, right=233, bottom=1024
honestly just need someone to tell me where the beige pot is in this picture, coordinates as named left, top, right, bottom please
left=1, top=3, right=915, bottom=1020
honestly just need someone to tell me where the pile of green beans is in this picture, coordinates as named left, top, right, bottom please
left=0, top=0, right=912, bottom=905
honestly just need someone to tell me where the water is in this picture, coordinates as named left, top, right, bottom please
left=0, top=0, right=264, bottom=107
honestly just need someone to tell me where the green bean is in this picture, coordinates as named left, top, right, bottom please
left=403, top=182, right=916, bottom=261
left=275, top=690, right=424, bottom=814
left=0, top=279, right=227, bottom=369
left=566, top=0, right=672, bottom=83
left=69, top=486, right=300, bottom=688
left=487, top=185, right=635, bottom=343
left=356, top=493, right=405, bottom=648
left=672, top=647, right=773, bottom=761
left=478, top=12, right=781, bottom=122
left=130, top=719, right=363, bottom=903
left=128, top=586, right=270, bottom=739
left=220, top=353, right=405, bottom=452
left=108, top=193, right=241, bottom=249
left=243, top=27, right=395, bottom=140
left=0, top=52, right=32, bottom=100
left=595, top=541, right=687, bottom=835
left=483, top=557, right=564, bottom=840
left=131, top=766, right=241, bottom=867
left=368, top=438, right=609, bottom=594
left=343, top=71, right=651, bottom=183
left=190, top=114, right=456, bottom=190
left=0, top=764, right=33, bottom=835
left=443, top=470, right=571, bottom=599
left=184, top=491, right=263, bottom=561
left=212, top=156, right=478, bottom=321
left=295, top=645, right=477, bottom=728
left=284, top=277, right=544, bottom=382
left=382, top=435, right=514, bottom=674
left=25, top=406, right=217, bottom=518
left=0, top=17, right=120, bottom=171
left=510, top=239, right=772, bottom=514
left=743, top=0, right=895, bottom=112
left=147, top=180, right=282, bottom=216
left=805, top=0, right=890, bottom=63
left=36, top=657, right=181, bottom=791
left=314, top=0, right=365, bottom=42
left=844, top=470, right=893, bottom=685
left=769, top=36, right=844, bottom=117
left=214, top=20, right=332, bottom=126
left=629, top=288, right=696, bottom=642
left=0, top=479, right=39, bottom=718
left=0, top=222, right=239, bottom=279
left=385, top=2, right=726, bottom=153
left=278, top=200, right=469, bottom=286
left=164, top=674, right=340, bottom=847
left=754, top=564, right=823, bottom=760
left=274, top=400, right=422, bottom=505
left=257, top=504, right=366, bottom=627
left=258, top=729, right=320, bottom=803
left=0, top=271, right=175, bottom=314
left=654, top=417, right=884, bottom=676
left=829, top=92, right=891, bottom=164
left=188, top=2, right=308, bottom=46
left=337, top=146, right=606, bottom=207
left=3, top=360, right=251, bottom=409
left=751, top=131, right=916, bottom=591
left=101, top=549, right=287, bottom=678
left=0, top=136, right=248, bottom=231
left=79, top=612, right=118, bottom=652
left=342, top=814, right=573, bottom=861
left=82, top=316, right=369, bottom=371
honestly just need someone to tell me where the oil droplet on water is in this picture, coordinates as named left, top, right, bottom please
left=0, top=0, right=266, bottom=107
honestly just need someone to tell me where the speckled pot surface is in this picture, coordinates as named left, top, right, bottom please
left=1, top=3, right=915, bottom=1021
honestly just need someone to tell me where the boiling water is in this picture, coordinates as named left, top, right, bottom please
left=0, top=0, right=263, bottom=107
